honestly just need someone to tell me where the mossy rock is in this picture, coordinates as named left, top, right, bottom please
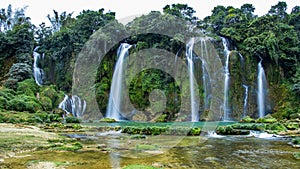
left=65, top=116, right=81, bottom=123
left=154, top=114, right=167, bottom=122
left=135, top=144, right=159, bottom=150
left=293, top=152, right=300, bottom=160
left=289, top=113, right=300, bottom=119
left=188, top=127, right=201, bottom=136
left=39, top=85, right=64, bottom=108
left=40, top=96, right=53, bottom=111
left=52, top=108, right=66, bottom=117
left=292, top=137, right=300, bottom=145
left=99, top=118, right=117, bottom=123
left=216, top=125, right=250, bottom=135
left=241, top=116, right=255, bottom=123
left=266, top=122, right=287, bottom=131
left=123, top=164, right=162, bottom=169
left=285, top=123, right=299, bottom=130
left=256, top=114, right=277, bottom=123
left=129, top=134, right=147, bottom=139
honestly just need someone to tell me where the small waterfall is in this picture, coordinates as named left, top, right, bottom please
left=221, top=37, right=230, bottom=121
left=242, top=84, right=249, bottom=117
left=106, top=43, right=132, bottom=120
left=58, top=95, right=86, bottom=118
left=257, top=61, right=268, bottom=118
left=33, top=47, right=45, bottom=86
left=186, top=38, right=199, bottom=122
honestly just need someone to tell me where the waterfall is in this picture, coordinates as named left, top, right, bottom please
left=33, top=47, right=45, bottom=86
left=221, top=37, right=230, bottom=121
left=257, top=61, right=267, bottom=118
left=58, top=95, right=86, bottom=118
left=242, top=84, right=248, bottom=117
left=200, top=38, right=210, bottom=110
left=106, top=43, right=132, bottom=120
left=186, top=38, right=199, bottom=122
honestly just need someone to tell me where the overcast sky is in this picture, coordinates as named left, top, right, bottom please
left=0, top=0, right=299, bottom=26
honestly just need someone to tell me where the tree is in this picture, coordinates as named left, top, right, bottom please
left=47, top=10, right=74, bottom=32
left=163, top=4, right=198, bottom=24
left=268, top=1, right=287, bottom=20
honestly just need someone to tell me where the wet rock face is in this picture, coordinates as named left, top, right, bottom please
left=4, top=63, right=32, bottom=89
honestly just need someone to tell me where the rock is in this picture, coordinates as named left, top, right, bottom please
left=152, top=162, right=164, bottom=168
left=204, top=157, right=221, bottom=162
left=241, top=116, right=255, bottom=123
left=216, top=126, right=250, bottom=135
left=256, top=114, right=277, bottom=123
left=99, top=118, right=116, bottom=123
left=4, top=63, right=32, bottom=89
left=285, top=123, right=299, bottom=130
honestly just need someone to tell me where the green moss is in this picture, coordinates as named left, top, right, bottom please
left=241, top=116, right=255, bottom=123
left=40, top=96, right=53, bottom=111
left=7, top=95, right=42, bottom=113
left=65, top=116, right=81, bottom=123
left=285, top=123, right=299, bottom=130
left=154, top=114, right=167, bottom=122
left=188, top=127, right=201, bottom=136
left=99, top=118, right=117, bottom=123
left=123, top=164, right=163, bottom=169
left=256, top=114, right=277, bottom=123
left=266, top=122, right=287, bottom=131
left=16, top=78, right=38, bottom=97
left=293, top=152, right=300, bottom=160
left=0, top=96, right=7, bottom=109
left=39, top=85, right=64, bottom=108
left=292, top=137, right=300, bottom=145
left=135, top=144, right=159, bottom=150
left=0, top=88, right=15, bottom=100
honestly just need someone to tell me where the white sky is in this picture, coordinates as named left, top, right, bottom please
left=0, top=0, right=299, bottom=26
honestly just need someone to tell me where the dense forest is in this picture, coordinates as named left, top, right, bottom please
left=0, top=2, right=299, bottom=122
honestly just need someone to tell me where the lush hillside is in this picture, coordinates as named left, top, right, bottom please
left=0, top=2, right=299, bottom=122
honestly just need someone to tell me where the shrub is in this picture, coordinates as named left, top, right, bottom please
left=65, top=116, right=81, bottom=123
left=0, top=96, right=7, bottom=109
left=40, top=96, right=53, bottom=111
left=16, top=78, right=38, bottom=97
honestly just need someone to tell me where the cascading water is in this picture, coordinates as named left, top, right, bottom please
left=257, top=61, right=267, bottom=118
left=33, top=47, right=45, bottom=86
left=186, top=38, right=199, bottom=122
left=242, top=84, right=249, bottom=117
left=200, top=38, right=210, bottom=110
left=106, top=43, right=132, bottom=120
left=58, top=95, right=86, bottom=118
left=221, top=37, right=230, bottom=121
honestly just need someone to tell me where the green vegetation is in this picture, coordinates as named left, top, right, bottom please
left=0, top=2, right=299, bottom=122
left=99, top=117, right=117, bottom=123
left=65, top=116, right=81, bottom=123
